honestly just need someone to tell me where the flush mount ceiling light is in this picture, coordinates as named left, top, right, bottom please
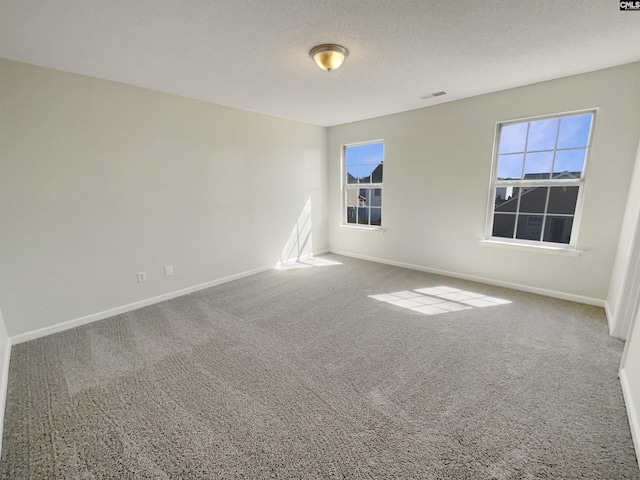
left=309, top=44, right=349, bottom=72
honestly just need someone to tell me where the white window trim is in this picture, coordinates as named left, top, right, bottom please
left=479, top=239, right=583, bottom=256
left=337, top=224, right=386, bottom=233
left=341, top=139, right=385, bottom=229
left=483, top=108, right=598, bottom=252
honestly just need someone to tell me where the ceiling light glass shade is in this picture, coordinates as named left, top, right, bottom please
left=309, top=44, right=348, bottom=72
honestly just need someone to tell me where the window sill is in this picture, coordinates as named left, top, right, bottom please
left=338, top=224, right=386, bottom=234
left=479, top=239, right=582, bottom=257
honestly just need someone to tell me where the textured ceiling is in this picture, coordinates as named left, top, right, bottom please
left=1, top=1, right=639, bottom=127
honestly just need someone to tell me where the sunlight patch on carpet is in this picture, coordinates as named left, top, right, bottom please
left=369, top=286, right=511, bottom=315
left=275, top=256, right=342, bottom=270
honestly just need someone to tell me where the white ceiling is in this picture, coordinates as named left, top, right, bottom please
left=1, top=1, right=639, bottom=127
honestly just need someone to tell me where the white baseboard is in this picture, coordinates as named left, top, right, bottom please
left=604, top=301, right=613, bottom=326
left=609, top=301, right=635, bottom=341
left=620, top=369, right=640, bottom=469
left=329, top=249, right=605, bottom=307
left=604, top=301, right=620, bottom=338
left=11, top=265, right=271, bottom=345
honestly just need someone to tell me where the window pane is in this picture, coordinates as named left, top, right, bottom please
left=492, top=214, right=515, bottom=238
left=370, top=208, right=381, bottom=226
left=346, top=165, right=358, bottom=184
left=357, top=207, right=369, bottom=225
left=346, top=189, right=358, bottom=207
left=346, top=146, right=359, bottom=166
left=547, top=186, right=578, bottom=214
left=516, top=215, right=543, bottom=241
left=344, top=141, right=384, bottom=228
left=359, top=188, right=369, bottom=206
left=523, top=151, right=553, bottom=179
left=543, top=216, right=573, bottom=244
left=371, top=143, right=384, bottom=167
left=497, top=154, right=524, bottom=180
left=519, top=186, right=548, bottom=213
left=557, top=114, right=592, bottom=149
left=527, top=118, right=558, bottom=151
left=495, top=187, right=511, bottom=203
left=499, top=123, right=528, bottom=154
left=371, top=163, right=383, bottom=183
left=553, top=149, right=585, bottom=179
left=358, top=144, right=372, bottom=164
left=358, top=164, right=373, bottom=184
left=494, top=187, right=520, bottom=213
left=346, top=207, right=356, bottom=224
left=489, top=113, right=592, bottom=246
left=371, top=188, right=382, bottom=206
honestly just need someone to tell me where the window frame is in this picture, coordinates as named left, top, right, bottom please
left=484, top=109, right=597, bottom=250
left=341, top=140, right=385, bottom=229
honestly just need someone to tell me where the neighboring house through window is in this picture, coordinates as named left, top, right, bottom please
left=487, top=111, right=595, bottom=247
left=344, top=141, right=383, bottom=226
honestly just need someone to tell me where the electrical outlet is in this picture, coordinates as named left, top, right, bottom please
left=164, top=265, right=174, bottom=277
left=137, top=271, right=147, bottom=283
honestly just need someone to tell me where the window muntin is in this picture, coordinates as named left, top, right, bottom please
left=344, top=142, right=383, bottom=226
left=488, top=112, right=594, bottom=246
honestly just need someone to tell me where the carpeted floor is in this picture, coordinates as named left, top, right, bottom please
left=1, top=254, right=638, bottom=479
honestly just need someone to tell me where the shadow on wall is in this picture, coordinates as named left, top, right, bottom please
left=275, top=197, right=341, bottom=270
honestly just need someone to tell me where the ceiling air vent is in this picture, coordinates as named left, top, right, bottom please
left=419, top=91, right=447, bottom=100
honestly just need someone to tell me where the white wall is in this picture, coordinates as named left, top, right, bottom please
left=0, top=58, right=328, bottom=337
left=613, top=121, right=640, bottom=460
left=2, top=56, right=638, bottom=339
left=328, top=62, right=640, bottom=303
left=621, top=305, right=640, bottom=466
left=607, top=138, right=640, bottom=338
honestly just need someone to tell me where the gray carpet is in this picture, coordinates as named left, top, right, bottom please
left=1, top=254, right=638, bottom=479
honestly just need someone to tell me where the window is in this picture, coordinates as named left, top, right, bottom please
left=344, top=141, right=383, bottom=227
left=487, top=111, right=594, bottom=246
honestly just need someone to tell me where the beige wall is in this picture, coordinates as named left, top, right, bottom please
left=328, top=62, right=640, bottom=303
left=0, top=58, right=328, bottom=337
